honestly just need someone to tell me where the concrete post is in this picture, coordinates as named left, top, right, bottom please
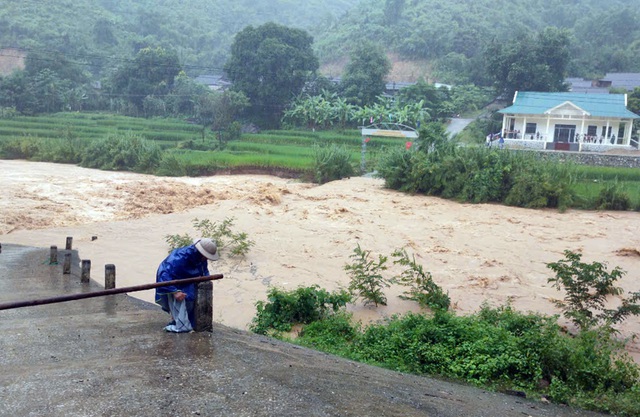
left=105, top=264, right=116, bottom=289
left=50, top=246, right=58, bottom=264
left=195, top=281, right=213, bottom=332
left=63, top=253, right=71, bottom=275
left=81, top=260, right=91, bottom=283
left=65, top=236, right=73, bottom=250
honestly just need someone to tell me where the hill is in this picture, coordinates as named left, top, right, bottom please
left=0, top=0, right=359, bottom=77
left=3, top=0, right=640, bottom=83
left=315, top=0, right=640, bottom=82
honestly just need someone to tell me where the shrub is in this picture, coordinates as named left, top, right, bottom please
left=80, top=132, right=162, bottom=172
left=254, top=285, right=640, bottom=415
left=595, top=182, right=631, bottom=211
left=0, top=136, right=41, bottom=159
left=392, top=249, right=450, bottom=311
left=250, top=285, right=352, bottom=335
left=0, top=136, right=86, bottom=163
left=156, top=153, right=188, bottom=177
left=165, top=217, right=254, bottom=257
left=312, top=144, right=355, bottom=183
left=376, top=138, right=579, bottom=211
left=292, top=311, right=359, bottom=356
left=547, top=250, right=640, bottom=331
left=344, top=244, right=390, bottom=306
left=375, top=147, right=416, bottom=190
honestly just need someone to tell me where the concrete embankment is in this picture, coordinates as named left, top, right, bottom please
left=0, top=244, right=605, bottom=417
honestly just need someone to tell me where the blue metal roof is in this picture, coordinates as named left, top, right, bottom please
left=499, top=91, right=639, bottom=119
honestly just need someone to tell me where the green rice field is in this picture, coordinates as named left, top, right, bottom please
left=0, top=112, right=404, bottom=173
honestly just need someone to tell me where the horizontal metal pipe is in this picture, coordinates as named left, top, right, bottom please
left=0, top=274, right=224, bottom=311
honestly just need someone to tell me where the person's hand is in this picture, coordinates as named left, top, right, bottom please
left=174, top=291, right=186, bottom=301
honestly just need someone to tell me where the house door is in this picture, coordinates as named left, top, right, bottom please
left=554, top=124, right=576, bottom=142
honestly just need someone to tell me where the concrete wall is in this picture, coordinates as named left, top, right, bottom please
left=502, top=139, right=545, bottom=150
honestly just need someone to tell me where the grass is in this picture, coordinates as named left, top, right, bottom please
left=1, top=112, right=639, bottom=211
left=0, top=112, right=400, bottom=176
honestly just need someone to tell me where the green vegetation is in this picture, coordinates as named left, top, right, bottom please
left=343, top=245, right=451, bottom=310
left=251, top=252, right=640, bottom=416
left=344, top=244, right=391, bottom=307
left=340, top=41, right=391, bottom=106
left=224, top=23, right=319, bottom=127
left=312, top=144, right=356, bottom=184
left=547, top=250, right=640, bottom=331
left=250, top=285, right=352, bottom=335
left=0, top=113, right=369, bottom=180
left=316, top=0, right=640, bottom=81
left=376, top=125, right=640, bottom=211
left=485, top=27, right=572, bottom=98
left=1, top=112, right=638, bottom=210
left=165, top=217, right=254, bottom=257
left=392, top=249, right=451, bottom=311
left=0, top=0, right=358, bottom=78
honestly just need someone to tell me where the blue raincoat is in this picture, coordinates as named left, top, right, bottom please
left=155, top=244, right=210, bottom=317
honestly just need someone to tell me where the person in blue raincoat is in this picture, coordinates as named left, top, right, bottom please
left=155, top=238, right=220, bottom=333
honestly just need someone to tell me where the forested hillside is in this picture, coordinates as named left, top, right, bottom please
left=2, top=0, right=640, bottom=82
left=0, top=0, right=358, bottom=77
left=316, top=0, right=640, bottom=82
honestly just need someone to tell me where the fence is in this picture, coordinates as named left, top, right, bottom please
left=0, top=236, right=223, bottom=332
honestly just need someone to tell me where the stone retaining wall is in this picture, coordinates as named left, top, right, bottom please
left=503, top=140, right=640, bottom=168
left=536, top=150, right=640, bottom=168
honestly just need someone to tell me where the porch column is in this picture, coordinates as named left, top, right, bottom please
left=522, top=116, right=526, bottom=139
left=501, top=113, right=507, bottom=136
left=606, top=120, right=610, bottom=143
left=545, top=115, right=551, bottom=142
left=580, top=116, right=586, bottom=137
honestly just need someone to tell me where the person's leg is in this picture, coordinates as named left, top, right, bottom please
left=156, top=294, right=174, bottom=325
left=164, top=296, right=194, bottom=333
left=186, top=300, right=195, bottom=329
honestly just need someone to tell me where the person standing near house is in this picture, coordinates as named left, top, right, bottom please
left=155, top=238, right=220, bottom=333
left=498, top=136, right=505, bottom=149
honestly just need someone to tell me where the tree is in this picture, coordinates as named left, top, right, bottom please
left=547, top=250, right=640, bottom=331
left=341, top=41, right=391, bottom=106
left=384, top=0, right=406, bottom=25
left=109, top=46, right=182, bottom=112
left=224, top=22, right=319, bottom=128
left=485, top=28, right=571, bottom=98
left=166, top=72, right=210, bottom=117
left=194, top=89, right=249, bottom=144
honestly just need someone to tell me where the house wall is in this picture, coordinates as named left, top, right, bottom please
left=502, top=115, right=631, bottom=145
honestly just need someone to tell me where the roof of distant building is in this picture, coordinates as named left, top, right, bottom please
left=194, top=74, right=231, bottom=89
left=499, top=91, right=639, bottom=119
left=601, top=73, right=640, bottom=91
left=566, top=77, right=609, bottom=94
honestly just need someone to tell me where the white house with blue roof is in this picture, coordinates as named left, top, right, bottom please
left=498, top=91, right=639, bottom=151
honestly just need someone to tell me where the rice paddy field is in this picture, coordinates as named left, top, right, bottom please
left=0, top=112, right=402, bottom=173
left=1, top=112, right=639, bottom=209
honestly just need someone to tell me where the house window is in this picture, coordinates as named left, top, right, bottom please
left=525, top=123, right=537, bottom=134
left=601, top=126, right=612, bottom=138
left=587, top=125, right=597, bottom=136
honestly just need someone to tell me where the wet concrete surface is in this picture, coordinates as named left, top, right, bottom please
left=0, top=244, right=608, bottom=417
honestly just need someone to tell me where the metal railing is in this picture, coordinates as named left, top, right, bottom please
left=0, top=274, right=223, bottom=311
